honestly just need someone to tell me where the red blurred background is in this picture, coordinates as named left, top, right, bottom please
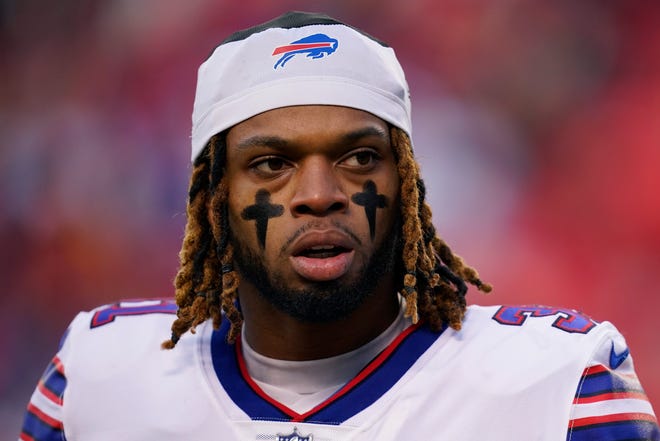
left=1, top=1, right=658, bottom=436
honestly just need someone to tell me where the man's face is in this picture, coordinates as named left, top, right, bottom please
left=225, top=105, right=401, bottom=322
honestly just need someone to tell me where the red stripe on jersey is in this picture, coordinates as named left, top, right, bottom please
left=581, top=364, right=638, bottom=380
left=272, top=43, right=330, bottom=55
left=19, top=432, right=36, bottom=441
left=570, top=412, right=658, bottom=428
left=573, top=391, right=649, bottom=404
left=235, top=337, right=299, bottom=419
left=292, top=322, right=422, bottom=422
left=27, top=403, right=63, bottom=429
left=37, top=380, right=63, bottom=405
left=583, top=364, right=608, bottom=375
left=235, top=322, right=422, bottom=422
left=53, top=356, right=65, bottom=374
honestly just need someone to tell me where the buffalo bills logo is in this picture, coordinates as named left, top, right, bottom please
left=272, top=33, right=338, bottom=69
left=276, top=427, right=313, bottom=441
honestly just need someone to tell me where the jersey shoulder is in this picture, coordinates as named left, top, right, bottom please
left=60, top=298, right=181, bottom=371
left=456, top=304, right=625, bottom=399
left=462, top=304, right=658, bottom=435
left=66, top=298, right=178, bottom=338
left=461, top=303, right=634, bottom=376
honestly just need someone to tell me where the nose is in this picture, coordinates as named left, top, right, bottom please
left=290, top=157, right=349, bottom=217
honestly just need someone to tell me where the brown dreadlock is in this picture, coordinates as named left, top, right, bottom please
left=162, top=127, right=491, bottom=349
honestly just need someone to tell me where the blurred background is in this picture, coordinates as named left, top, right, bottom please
left=1, top=0, right=659, bottom=436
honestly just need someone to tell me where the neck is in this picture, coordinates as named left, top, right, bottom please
left=238, top=279, right=400, bottom=360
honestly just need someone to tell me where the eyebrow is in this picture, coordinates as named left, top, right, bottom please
left=235, top=136, right=289, bottom=150
left=234, top=126, right=390, bottom=151
left=340, top=126, right=390, bottom=144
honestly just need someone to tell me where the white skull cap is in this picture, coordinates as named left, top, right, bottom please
left=191, top=11, right=412, bottom=162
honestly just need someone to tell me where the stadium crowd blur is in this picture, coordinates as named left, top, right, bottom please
left=1, top=0, right=659, bottom=436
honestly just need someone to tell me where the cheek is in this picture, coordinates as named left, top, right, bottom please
left=227, top=195, right=254, bottom=246
left=349, top=176, right=400, bottom=242
left=378, top=198, right=399, bottom=232
left=227, top=192, right=288, bottom=253
left=378, top=177, right=401, bottom=229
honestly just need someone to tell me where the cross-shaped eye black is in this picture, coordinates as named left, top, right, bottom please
left=351, top=180, right=388, bottom=240
left=241, top=189, right=284, bottom=248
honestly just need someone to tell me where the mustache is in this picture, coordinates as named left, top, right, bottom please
left=279, top=220, right=363, bottom=254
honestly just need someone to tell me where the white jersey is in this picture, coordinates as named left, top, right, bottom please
left=21, top=298, right=659, bottom=440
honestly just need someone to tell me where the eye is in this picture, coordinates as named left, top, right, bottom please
left=340, top=149, right=381, bottom=169
left=250, top=156, right=291, bottom=175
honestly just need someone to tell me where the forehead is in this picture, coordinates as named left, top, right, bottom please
left=226, top=105, right=391, bottom=148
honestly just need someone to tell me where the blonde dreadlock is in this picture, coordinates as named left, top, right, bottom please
left=390, top=127, right=492, bottom=332
left=161, top=133, right=241, bottom=349
left=162, top=127, right=491, bottom=349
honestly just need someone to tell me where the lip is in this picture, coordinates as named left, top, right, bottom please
left=288, top=230, right=357, bottom=282
left=289, top=230, right=356, bottom=256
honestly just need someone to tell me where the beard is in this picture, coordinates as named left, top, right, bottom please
left=231, top=222, right=401, bottom=323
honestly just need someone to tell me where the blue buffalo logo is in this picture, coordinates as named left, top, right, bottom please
left=276, top=427, right=313, bottom=441
left=272, top=33, right=338, bottom=69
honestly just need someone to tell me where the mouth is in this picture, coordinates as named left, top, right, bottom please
left=296, top=245, right=351, bottom=259
left=288, top=232, right=356, bottom=282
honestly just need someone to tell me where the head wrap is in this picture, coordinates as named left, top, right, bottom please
left=191, top=11, right=411, bottom=162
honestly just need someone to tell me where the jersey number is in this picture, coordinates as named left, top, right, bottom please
left=90, top=299, right=177, bottom=328
left=492, top=306, right=597, bottom=334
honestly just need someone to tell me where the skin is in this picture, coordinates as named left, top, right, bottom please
left=351, top=179, right=388, bottom=240
left=240, top=189, right=284, bottom=248
left=225, top=105, right=401, bottom=360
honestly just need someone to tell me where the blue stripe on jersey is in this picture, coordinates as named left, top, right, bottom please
left=211, top=321, right=292, bottom=421
left=21, top=410, right=66, bottom=441
left=42, top=360, right=66, bottom=400
left=577, top=369, right=643, bottom=397
left=568, top=420, right=660, bottom=441
left=308, top=324, right=443, bottom=423
left=89, top=300, right=177, bottom=328
left=211, top=319, right=445, bottom=424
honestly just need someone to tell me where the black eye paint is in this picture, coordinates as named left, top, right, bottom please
left=241, top=189, right=284, bottom=248
left=351, top=180, right=388, bottom=240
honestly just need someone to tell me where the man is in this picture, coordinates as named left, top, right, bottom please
left=21, top=11, right=658, bottom=441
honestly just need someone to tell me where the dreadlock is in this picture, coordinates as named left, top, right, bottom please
left=390, top=127, right=492, bottom=332
left=161, top=133, right=241, bottom=349
left=162, top=127, right=491, bottom=349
